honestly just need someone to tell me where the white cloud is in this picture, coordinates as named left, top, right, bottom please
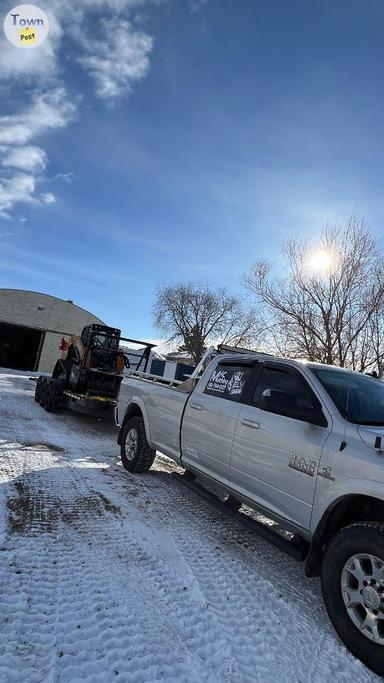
left=78, top=18, right=153, bottom=100
left=0, top=88, right=75, bottom=217
left=40, top=192, right=56, bottom=205
left=0, top=1, right=133, bottom=86
left=1, top=146, right=47, bottom=173
left=55, top=172, right=75, bottom=184
left=0, top=174, right=36, bottom=218
left=0, top=176, right=58, bottom=218
left=0, top=0, right=157, bottom=219
left=0, top=88, right=76, bottom=146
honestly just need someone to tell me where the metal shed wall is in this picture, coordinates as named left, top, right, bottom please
left=0, top=289, right=105, bottom=372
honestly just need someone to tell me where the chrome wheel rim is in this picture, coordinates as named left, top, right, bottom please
left=341, top=553, right=384, bottom=644
left=125, top=428, right=138, bottom=461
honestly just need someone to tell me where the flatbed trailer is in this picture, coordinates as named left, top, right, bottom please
left=35, top=327, right=156, bottom=417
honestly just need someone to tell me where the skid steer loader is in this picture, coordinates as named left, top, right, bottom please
left=34, top=324, right=155, bottom=417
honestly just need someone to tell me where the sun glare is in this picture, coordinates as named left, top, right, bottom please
left=307, top=249, right=335, bottom=274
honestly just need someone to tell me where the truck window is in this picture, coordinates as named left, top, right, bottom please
left=311, top=367, right=384, bottom=425
left=204, top=364, right=253, bottom=402
left=252, top=366, right=318, bottom=419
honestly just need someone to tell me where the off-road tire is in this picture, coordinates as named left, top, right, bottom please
left=44, top=379, right=61, bottom=413
left=38, top=377, right=48, bottom=407
left=120, top=416, right=156, bottom=473
left=34, top=376, right=43, bottom=403
left=321, top=522, right=384, bottom=676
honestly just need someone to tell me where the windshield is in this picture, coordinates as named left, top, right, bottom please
left=91, top=333, right=119, bottom=350
left=311, top=367, right=384, bottom=425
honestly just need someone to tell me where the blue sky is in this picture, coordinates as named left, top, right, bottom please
left=1, top=0, right=384, bottom=341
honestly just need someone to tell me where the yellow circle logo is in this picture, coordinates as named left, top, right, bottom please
left=19, top=25, right=37, bottom=45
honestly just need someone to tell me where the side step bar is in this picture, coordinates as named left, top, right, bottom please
left=173, top=473, right=309, bottom=562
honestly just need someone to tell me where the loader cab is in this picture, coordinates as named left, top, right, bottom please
left=81, top=325, right=121, bottom=351
left=81, top=325, right=121, bottom=373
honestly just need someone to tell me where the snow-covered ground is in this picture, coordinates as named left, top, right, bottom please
left=0, top=370, right=379, bottom=683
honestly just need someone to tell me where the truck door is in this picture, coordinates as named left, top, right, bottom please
left=229, top=362, right=331, bottom=531
left=181, top=360, right=254, bottom=486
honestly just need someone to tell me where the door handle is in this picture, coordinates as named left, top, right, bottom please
left=190, top=403, right=203, bottom=411
left=241, top=418, right=260, bottom=429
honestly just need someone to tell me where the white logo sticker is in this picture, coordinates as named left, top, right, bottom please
left=4, top=4, right=49, bottom=48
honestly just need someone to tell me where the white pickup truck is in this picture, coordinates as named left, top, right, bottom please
left=116, top=346, right=384, bottom=675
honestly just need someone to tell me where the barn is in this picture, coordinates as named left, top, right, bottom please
left=0, top=289, right=105, bottom=373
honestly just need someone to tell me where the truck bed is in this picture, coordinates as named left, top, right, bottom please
left=117, top=371, right=192, bottom=462
left=125, top=370, right=183, bottom=388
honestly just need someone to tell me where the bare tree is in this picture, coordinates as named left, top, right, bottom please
left=245, top=217, right=384, bottom=371
left=154, top=282, right=261, bottom=364
left=363, top=305, right=384, bottom=377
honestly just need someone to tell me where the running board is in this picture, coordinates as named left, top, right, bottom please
left=173, top=473, right=309, bottom=562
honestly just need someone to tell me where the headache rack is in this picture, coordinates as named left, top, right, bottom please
left=188, top=343, right=273, bottom=380
left=217, top=343, right=273, bottom=357
left=123, top=343, right=274, bottom=390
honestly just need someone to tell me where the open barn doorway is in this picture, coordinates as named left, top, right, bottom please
left=0, top=322, right=44, bottom=371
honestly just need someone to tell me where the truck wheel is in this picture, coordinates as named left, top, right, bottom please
left=321, top=522, right=384, bottom=676
left=34, top=376, right=43, bottom=402
left=120, top=416, right=156, bottom=473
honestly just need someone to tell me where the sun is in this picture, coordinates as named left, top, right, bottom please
left=307, top=249, right=335, bottom=273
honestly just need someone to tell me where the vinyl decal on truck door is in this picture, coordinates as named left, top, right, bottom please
left=205, top=368, right=251, bottom=399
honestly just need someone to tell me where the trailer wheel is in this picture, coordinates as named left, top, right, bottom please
left=38, top=378, right=48, bottom=407
left=34, top=376, right=43, bottom=403
left=321, top=522, right=384, bottom=676
left=44, top=379, right=61, bottom=413
left=120, top=416, right=156, bottom=473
